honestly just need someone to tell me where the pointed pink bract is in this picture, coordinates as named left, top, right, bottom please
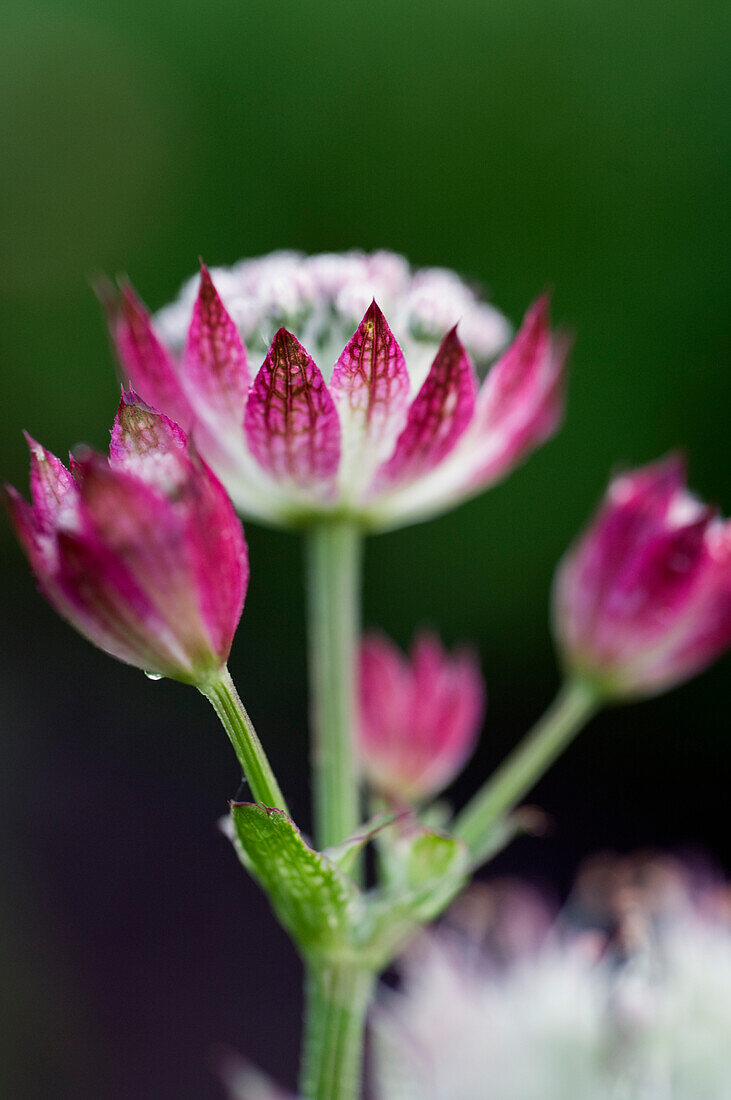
left=25, top=434, right=81, bottom=531
left=331, top=301, right=409, bottom=418
left=109, top=389, right=190, bottom=490
left=244, top=329, right=340, bottom=489
left=470, top=294, right=568, bottom=485
left=183, top=457, right=249, bottom=663
left=376, top=327, right=477, bottom=488
left=330, top=302, right=410, bottom=463
left=181, top=263, right=249, bottom=426
left=113, top=283, right=193, bottom=431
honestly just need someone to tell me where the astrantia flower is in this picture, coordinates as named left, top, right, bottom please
left=106, top=251, right=568, bottom=530
left=553, top=456, right=731, bottom=698
left=358, top=631, right=485, bottom=801
left=374, top=856, right=731, bottom=1100
left=5, top=392, right=247, bottom=684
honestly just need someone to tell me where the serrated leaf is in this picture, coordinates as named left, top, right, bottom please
left=229, top=802, right=360, bottom=955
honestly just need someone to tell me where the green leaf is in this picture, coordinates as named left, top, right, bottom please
left=228, top=805, right=473, bottom=971
left=229, top=802, right=361, bottom=955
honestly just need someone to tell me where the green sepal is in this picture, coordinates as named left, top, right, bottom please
left=362, top=823, right=470, bottom=963
left=374, top=809, right=460, bottom=892
left=229, top=802, right=361, bottom=956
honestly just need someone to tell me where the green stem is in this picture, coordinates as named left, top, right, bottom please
left=305, top=521, right=363, bottom=851
left=454, top=678, right=599, bottom=858
left=300, top=523, right=368, bottom=1099
left=299, top=962, right=374, bottom=1100
left=201, top=665, right=289, bottom=813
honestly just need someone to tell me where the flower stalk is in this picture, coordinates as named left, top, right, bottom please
left=201, top=666, right=289, bottom=813
left=305, top=521, right=363, bottom=851
left=299, top=962, right=374, bottom=1100
left=302, top=521, right=368, bottom=1099
left=454, top=678, right=599, bottom=858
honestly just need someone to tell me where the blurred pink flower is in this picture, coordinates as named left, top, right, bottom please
left=358, top=631, right=486, bottom=801
left=107, top=259, right=568, bottom=530
left=553, top=456, right=731, bottom=697
left=6, top=392, right=247, bottom=684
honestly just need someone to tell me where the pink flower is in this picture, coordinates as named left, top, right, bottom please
left=5, top=392, right=248, bottom=684
left=358, top=632, right=486, bottom=801
left=553, top=456, right=731, bottom=698
left=106, top=256, right=568, bottom=530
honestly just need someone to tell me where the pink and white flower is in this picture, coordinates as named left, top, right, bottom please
left=553, top=456, right=731, bottom=697
left=5, top=392, right=248, bottom=684
left=358, top=631, right=486, bottom=801
left=106, top=252, right=568, bottom=530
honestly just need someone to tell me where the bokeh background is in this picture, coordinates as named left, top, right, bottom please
left=1, top=1, right=729, bottom=1096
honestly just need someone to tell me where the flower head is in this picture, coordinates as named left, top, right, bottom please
left=553, top=456, right=731, bottom=698
left=106, top=251, right=568, bottom=530
left=5, top=392, right=248, bottom=684
left=358, top=631, right=485, bottom=801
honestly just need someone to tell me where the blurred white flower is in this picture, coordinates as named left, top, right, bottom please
left=374, top=857, right=731, bottom=1100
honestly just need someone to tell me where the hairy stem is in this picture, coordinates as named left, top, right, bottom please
left=305, top=521, right=363, bottom=851
left=299, top=962, right=374, bottom=1100
left=201, top=666, right=289, bottom=813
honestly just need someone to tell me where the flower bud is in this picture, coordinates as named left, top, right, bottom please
left=6, top=392, right=248, bottom=684
left=358, top=631, right=485, bottom=801
left=553, top=456, right=731, bottom=698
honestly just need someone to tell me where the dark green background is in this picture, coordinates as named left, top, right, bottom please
left=1, top=1, right=729, bottom=1096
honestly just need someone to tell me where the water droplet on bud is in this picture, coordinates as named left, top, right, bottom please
left=144, top=670, right=163, bottom=681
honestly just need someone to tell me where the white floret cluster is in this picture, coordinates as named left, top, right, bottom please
left=374, top=864, right=731, bottom=1100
